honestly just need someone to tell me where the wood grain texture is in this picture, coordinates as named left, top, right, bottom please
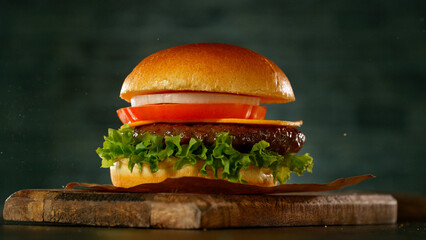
left=3, top=189, right=397, bottom=229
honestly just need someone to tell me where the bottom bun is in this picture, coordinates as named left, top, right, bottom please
left=110, top=157, right=276, bottom=187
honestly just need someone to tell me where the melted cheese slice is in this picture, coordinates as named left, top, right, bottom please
left=128, top=119, right=303, bottom=127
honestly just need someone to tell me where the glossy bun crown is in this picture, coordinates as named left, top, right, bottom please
left=120, top=43, right=295, bottom=104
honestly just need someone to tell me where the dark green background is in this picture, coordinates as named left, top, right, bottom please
left=1, top=0, right=425, bottom=205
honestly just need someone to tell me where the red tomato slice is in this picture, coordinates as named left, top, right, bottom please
left=117, top=104, right=266, bottom=124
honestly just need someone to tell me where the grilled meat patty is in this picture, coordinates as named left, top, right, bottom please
left=134, top=123, right=305, bottom=156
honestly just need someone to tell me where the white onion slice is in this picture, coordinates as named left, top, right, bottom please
left=131, top=93, right=261, bottom=107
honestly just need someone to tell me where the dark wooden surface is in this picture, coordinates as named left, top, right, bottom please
left=1, top=222, right=425, bottom=240
left=3, top=189, right=397, bottom=229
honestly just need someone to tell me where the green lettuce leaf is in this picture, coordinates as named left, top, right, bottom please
left=201, top=132, right=251, bottom=183
left=275, top=153, right=313, bottom=184
left=96, top=125, right=314, bottom=184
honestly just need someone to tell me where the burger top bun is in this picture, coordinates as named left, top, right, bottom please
left=120, top=43, right=295, bottom=104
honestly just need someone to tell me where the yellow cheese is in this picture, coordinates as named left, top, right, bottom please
left=128, top=119, right=303, bottom=127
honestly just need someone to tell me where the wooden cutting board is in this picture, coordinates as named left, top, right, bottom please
left=3, top=189, right=397, bottom=229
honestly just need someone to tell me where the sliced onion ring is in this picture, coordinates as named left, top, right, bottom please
left=131, top=93, right=261, bottom=107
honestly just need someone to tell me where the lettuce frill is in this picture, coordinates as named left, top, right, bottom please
left=96, top=125, right=313, bottom=184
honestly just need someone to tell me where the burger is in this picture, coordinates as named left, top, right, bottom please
left=96, top=43, right=313, bottom=188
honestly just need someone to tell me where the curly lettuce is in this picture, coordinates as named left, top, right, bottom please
left=96, top=125, right=313, bottom=184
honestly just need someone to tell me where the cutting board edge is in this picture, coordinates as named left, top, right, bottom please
left=3, top=189, right=398, bottom=229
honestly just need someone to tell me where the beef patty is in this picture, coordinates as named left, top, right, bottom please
left=134, top=123, right=305, bottom=156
